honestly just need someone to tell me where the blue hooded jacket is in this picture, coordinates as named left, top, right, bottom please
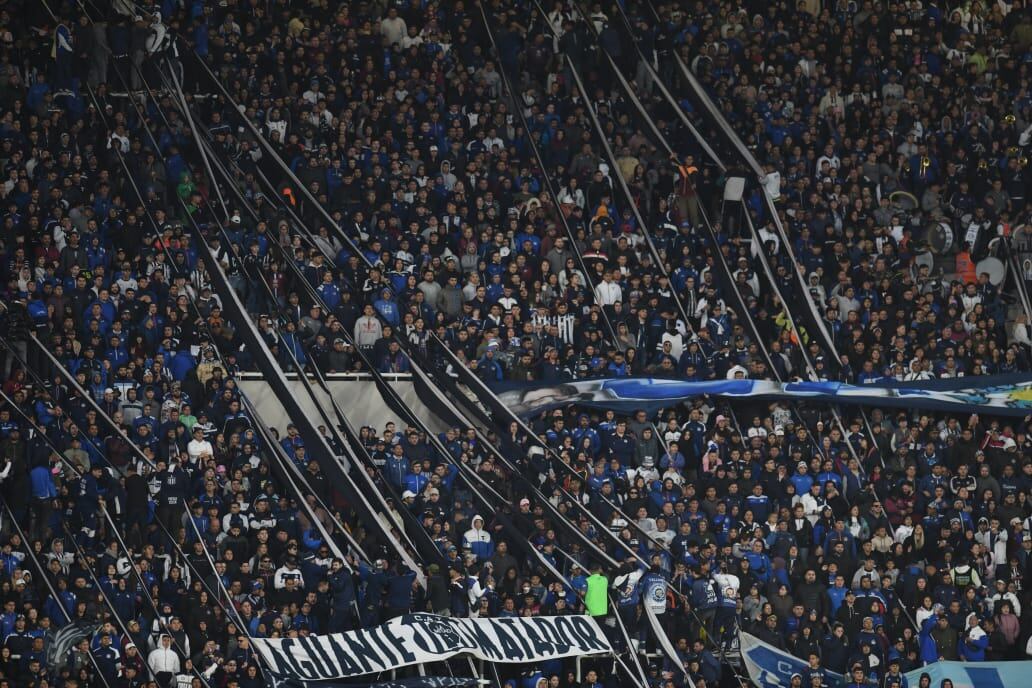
left=374, top=289, right=400, bottom=326
left=919, top=614, right=940, bottom=665
left=30, top=466, right=58, bottom=500
left=958, top=614, right=987, bottom=661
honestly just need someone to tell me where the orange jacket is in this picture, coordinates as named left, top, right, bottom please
left=956, top=251, right=977, bottom=284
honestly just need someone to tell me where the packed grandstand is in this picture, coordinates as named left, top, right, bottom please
left=0, top=0, right=1029, bottom=687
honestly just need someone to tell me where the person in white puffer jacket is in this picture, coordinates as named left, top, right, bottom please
left=148, top=633, right=180, bottom=686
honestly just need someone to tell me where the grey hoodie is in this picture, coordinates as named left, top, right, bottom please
left=437, top=283, right=464, bottom=318
left=417, top=279, right=442, bottom=307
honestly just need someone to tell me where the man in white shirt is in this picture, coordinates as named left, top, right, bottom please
left=652, top=518, right=676, bottom=547
left=380, top=7, right=407, bottom=46
left=756, top=217, right=782, bottom=249
left=186, top=427, right=213, bottom=465
left=221, top=502, right=250, bottom=533
left=594, top=270, right=622, bottom=307
left=762, top=163, right=782, bottom=201
left=274, top=558, right=306, bottom=590
left=799, top=482, right=827, bottom=524
left=815, top=143, right=841, bottom=177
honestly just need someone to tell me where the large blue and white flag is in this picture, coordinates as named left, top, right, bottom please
left=741, top=632, right=1032, bottom=688
left=494, top=375, right=1032, bottom=418
left=904, top=661, right=1032, bottom=688
left=740, top=632, right=845, bottom=688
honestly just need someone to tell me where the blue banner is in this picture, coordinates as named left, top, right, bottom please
left=492, top=376, right=1032, bottom=418
left=905, top=661, right=1032, bottom=688
left=741, top=632, right=1032, bottom=688
left=740, top=632, right=845, bottom=688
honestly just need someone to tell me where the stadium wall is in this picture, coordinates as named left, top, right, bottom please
left=236, top=375, right=450, bottom=436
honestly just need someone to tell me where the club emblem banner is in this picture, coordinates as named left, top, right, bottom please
left=493, top=375, right=1032, bottom=418
left=253, top=613, right=613, bottom=680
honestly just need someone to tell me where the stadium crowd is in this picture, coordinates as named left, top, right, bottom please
left=0, top=0, right=1030, bottom=688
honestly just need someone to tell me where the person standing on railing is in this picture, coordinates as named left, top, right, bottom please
left=29, top=458, right=57, bottom=543
left=0, top=299, right=30, bottom=383
left=585, top=563, right=609, bottom=618
left=51, top=14, right=74, bottom=96
left=672, top=154, right=700, bottom=227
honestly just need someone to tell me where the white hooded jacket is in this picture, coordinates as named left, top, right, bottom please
left=462, top=515, right=492, bottom=559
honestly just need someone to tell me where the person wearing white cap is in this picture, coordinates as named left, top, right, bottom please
left=101, top=386, right=118, bottom=408
left=122, top=641, right=146, bottom=678
left=988, top=578, right=1021, bottom=617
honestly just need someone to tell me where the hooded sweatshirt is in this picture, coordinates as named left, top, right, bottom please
left=919, top=615, right=941, bottom=665
left=462, top=515, right=494, bottom=561
left=147, top=635, right=180, bottom=674
left=959, top=613, right=987, bottom=661
left=373, top=289, right=400, bottom=326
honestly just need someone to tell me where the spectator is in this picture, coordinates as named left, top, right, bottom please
left=148, top=634, right=180, bottom=686
left=0, top=2, right=1029, bottom=687
left=462, top=515, right=494, bottom=562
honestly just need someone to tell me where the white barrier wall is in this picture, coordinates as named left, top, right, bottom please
left=237, top=377, right=449, bottom=436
